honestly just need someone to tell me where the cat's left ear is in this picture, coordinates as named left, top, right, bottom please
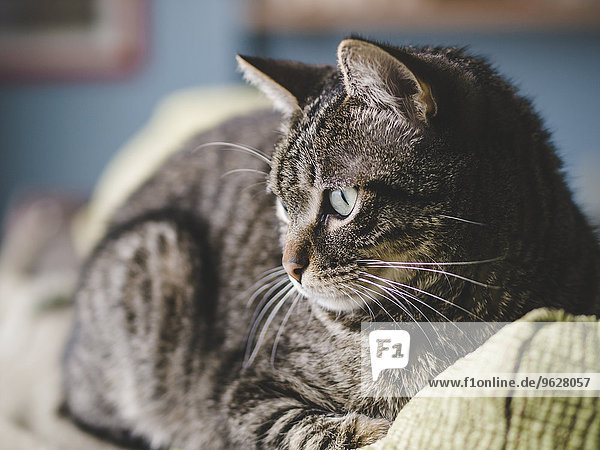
left=337, top=39, right=437, bottom=123
left=237, top=55, right=332, bottom=117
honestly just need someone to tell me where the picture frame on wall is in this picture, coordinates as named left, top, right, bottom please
left=0, top=0, right=147, bottom=81
left=249, top=0, right=600, bottom=32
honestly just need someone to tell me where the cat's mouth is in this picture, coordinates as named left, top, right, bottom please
left=288, top=264, right=418, bottom=313
left=287, top=277, right=358, bottom=312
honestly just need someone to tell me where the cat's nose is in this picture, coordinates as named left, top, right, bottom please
left=283, top=259, right=306, bottom=282
left=282, top=243, right=308, bottom=283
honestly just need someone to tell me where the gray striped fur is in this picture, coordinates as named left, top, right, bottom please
left=63, top=38, right=599, bottom=449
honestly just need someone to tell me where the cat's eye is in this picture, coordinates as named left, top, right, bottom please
left=277, top=198, right=290, bottom=223
left=328, top=187, right=358, bottom=217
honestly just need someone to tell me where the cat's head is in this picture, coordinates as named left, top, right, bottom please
left=238, top=38, right=542, bottom=316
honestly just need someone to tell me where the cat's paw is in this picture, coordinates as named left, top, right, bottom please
left=287, top=412, right=390, bottom=450
left=350, top=414, right=391, bottom=448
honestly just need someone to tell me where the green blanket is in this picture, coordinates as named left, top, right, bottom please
left=365, top=309, right=600, bottom=450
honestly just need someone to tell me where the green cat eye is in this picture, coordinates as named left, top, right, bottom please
left=328, top=187, right=358, bottom=217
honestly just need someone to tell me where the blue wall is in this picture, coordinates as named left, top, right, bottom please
left=0, top=1, right=598, bottom=222
left=0, top=0, right=247, bottom=216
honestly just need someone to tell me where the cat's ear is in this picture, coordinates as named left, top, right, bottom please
left=236, top=55, right=331, bottom=117
left=337, top=38, right=437, bottom=123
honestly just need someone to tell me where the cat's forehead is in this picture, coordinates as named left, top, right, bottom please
left=272, top=96, right=422, bottom=195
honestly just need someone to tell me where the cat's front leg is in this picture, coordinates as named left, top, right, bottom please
left=283, top=411, right=390, bottom=449
left=223, top=381, right=390, bottom=449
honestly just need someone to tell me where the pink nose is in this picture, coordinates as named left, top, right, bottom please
left=283, top=259, right=306, bottom=282
left=282, top=242, right=308, bottom=283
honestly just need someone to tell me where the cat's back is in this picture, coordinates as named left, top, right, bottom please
left=108, top=108, right=286, bottom=335
left=110, top=109, right=282, bottom=232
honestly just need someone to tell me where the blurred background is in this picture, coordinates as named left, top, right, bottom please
left=0, top=0, right=599, bottom=232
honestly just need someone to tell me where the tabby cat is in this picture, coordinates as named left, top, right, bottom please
left=63, top=38, right=600, bottom=449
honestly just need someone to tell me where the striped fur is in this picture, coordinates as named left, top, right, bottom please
left=63, top=39, right=600, bottom=449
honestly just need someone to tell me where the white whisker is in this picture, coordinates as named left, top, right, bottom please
left=348, top=282, right=395, bottom=324
left=221, top=168, right=269, bottom=179
left=342, top=284, right=375, bottom=319
left=242, top=180, right=268, bottom=195
left=196, top=141, right=271, bottom=165
left=245, top=279, right=292, bottom=353
left=338, top=286, right=367, bottom=314
left=358, top=257, right=502, bottom=266
left=270, top=292, right=302, bottom=367
left=369, top=274, right=483, bottom=321
left=360, top=262, right=497, bottom=289
left=360, top=272, right=465, bottom=352
left=244, top=282, right=294, bottom=364
left=245, top=284, right=296, bottom=367
left=381, top=283, right=432, bottom=323
left=362, top=272, right=455, bottom=325
left=440, top=215, right=486, bottom=226
left=357, top=278, right=435, bottom=350
left=246, top=272, right=288, bottom=307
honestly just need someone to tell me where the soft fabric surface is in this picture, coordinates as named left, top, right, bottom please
left=0, top=194, right=121, bottom=450
left=364, top=309, right=600, bottom=450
